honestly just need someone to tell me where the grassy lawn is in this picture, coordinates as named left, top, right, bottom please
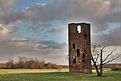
left=0, top=69, right=121, bottom=81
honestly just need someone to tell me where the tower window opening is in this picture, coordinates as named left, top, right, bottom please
left=77, top=25, right=81, bottom=33
left=73, top=44, right=75, bottom=49
left=83, top=53, right=86, bottom=58
left=77, top=49, right=80, bottom=57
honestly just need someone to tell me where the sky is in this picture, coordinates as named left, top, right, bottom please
left=0, top=0, right=121, bottom=65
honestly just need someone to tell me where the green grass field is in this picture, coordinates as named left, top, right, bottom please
left=0, top=69, right=121, bottom=81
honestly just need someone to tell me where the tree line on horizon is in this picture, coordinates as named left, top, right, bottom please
left=0, top=56, right=62, bottom=69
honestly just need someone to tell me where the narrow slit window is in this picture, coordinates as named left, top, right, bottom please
left=77, top=49, right=80, bottom=57
left=73, top=44, right=75, bottom=49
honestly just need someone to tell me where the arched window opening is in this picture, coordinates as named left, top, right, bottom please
left=77, top=25, right=81, bottom=33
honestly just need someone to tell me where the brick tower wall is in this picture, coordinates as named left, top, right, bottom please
left=68, top=23, right=92, bottom=73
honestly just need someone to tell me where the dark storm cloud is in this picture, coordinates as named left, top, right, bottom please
left=38, top=40, right=66, bottom=49
left=104, top=10, right=121, bottom=23
left=96, top=26, right=121, bottom=45
left=0, top=11, right=25, bottom=25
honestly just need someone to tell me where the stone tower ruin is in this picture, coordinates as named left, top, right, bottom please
left=68, top=23, right=92, bottom=73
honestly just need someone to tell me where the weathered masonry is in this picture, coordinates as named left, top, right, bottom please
left=68, top=23, right=92, bottom=73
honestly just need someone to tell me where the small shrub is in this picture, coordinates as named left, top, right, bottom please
left=111, top=68, right=121, bottom=71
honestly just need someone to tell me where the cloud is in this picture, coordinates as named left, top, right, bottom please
left=95, top=25, right=121, bottom=45
left=0, top=39, right=67, bottom=64
left=25, top=0, right=109, bottom=23
left=0, top=0, right=110, bottom=24
left=39, top=40, right=67, bottom=49
left=0, top=0, right=120, bottom=29
left=48, top=25, right=67, bottom=32
left=0, top=0, right=121, bottom=64
left=0, top=0, right=120, bottom=45
left=0, top=0, right=19, bottom=17
left=0, top=0, right=19, bottom=8
left=0, top=24, right=11, bottom=36
left=0, top=11, right=25, bottom=25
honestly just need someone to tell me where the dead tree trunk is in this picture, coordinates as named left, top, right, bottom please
left=91, top=56, right=101, bottom=76
left=100, top=49, right=103, bottom=76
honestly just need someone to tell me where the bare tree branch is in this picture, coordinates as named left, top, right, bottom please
left=94, top=46, right=105, bottom=63
left=95, top=53, right=100, bottom=63
left=103, top=53, right=121, bottom=65
left=84, top=46, right=101, bottom=76
left=101, top=46, right=105, bottom=51
left=102, top=48, right=116, bottom=62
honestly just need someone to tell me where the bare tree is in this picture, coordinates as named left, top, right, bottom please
left=92, top=44, right=121, bottom=77
left=6, top=58, right=14, bottom=69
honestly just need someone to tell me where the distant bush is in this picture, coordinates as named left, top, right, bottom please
left=0, top=67, right=16, bottom=69
left=111, top=68, right=121, bottom=71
